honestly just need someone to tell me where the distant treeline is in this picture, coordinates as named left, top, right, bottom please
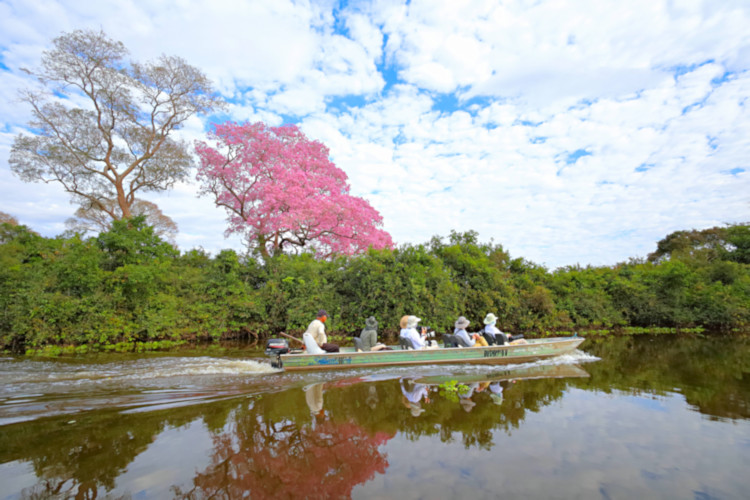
left=1, top=218, right=749, bottom=353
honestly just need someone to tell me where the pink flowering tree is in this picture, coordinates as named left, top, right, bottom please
left=195, top=122, right=393, bottom=259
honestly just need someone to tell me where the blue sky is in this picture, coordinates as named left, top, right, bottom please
left=1, top=0, right=748, bottom=268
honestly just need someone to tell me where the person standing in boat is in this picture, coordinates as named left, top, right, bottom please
left=360, top=316, right=388, bottom=351
left=454, top=316, right=489, bottom=347
left=401, top=315, right=436, bottom=349
left=302, top=309, right=339, bottom=353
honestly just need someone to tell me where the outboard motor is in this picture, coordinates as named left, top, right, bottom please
left=265, top=338, right=289, bottom=369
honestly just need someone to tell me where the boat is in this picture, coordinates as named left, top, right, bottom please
left=266, top=336, right=585, bottom=371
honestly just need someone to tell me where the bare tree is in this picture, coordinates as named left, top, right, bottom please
left=65, top=198, right=178, bottom=243
left=9, top=29, right=223, bottom=221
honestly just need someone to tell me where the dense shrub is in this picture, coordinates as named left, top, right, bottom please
left=1, top=221, right=748, bottom=351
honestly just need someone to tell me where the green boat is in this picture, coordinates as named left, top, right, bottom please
left=271, top=336, right=585, bottom=371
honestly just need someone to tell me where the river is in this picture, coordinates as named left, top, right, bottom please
left=1, top=335, right=749, bottom=499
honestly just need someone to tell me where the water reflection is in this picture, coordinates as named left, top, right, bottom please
left=304, top=382, right=325, bottom=416
left=174, top=386, right=395, bottom=499
left=578, top=335, right=750, bottom=421
left=1, top=336, right=749, bottom=498
left=399, top=379, right=432, bottom=416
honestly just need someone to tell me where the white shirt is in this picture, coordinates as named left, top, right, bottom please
left=304, top=319, right=327, bottom=346
left=484, top=324, right=500, bottom=337
left=401, top=382, right=429, bottom=404
left=484, top=324, right=507, bottom=342
left=455, top=328, right=475, bottom=347
left=401, top=327, right=426, bottom=349
left=303, top=333, right=325, bottom=354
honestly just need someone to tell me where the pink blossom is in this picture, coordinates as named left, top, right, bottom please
left=195, top=122, right=394, bottom=259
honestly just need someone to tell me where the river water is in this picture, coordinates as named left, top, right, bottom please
left=1, top=336, right=749, bottom=499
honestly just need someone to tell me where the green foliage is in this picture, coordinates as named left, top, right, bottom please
left=429, top=231, right=517, bottom=330
left=725, top=224, right=750, bottom=264
left=648, top=223, right=750, bottom=265
left=258, top=253, right=337, bottom=334
left=438, top=380, right=472, bottom=402
left=97, top=215, right=178, bottom=270
left=1, top=222, right=749, bottom=352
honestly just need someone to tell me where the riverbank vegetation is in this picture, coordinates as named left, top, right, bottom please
left=2, top=218, right=748, bottom=354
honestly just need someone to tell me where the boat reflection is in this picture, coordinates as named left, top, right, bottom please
left=395, top=363, right=590, bottom=415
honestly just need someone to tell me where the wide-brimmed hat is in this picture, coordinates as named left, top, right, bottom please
left=459, top=398, right=476, bottom=412
left=483, top=313, right=498, bottom=325
left=409, top=403, right=425, bottom=417
left=406, top=316, right=421, bottom=328
left=400, top=315, right=409, bottom=329
left=454, top=316, right=470, bottom=329
left=365, top=316, right=378, bottom=328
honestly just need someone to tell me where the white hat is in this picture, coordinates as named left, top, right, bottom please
left=406, top=316, right=421, bottom=328
left=409, top=403, right=425, bottom=417
left=483, top=313, right=498, bottom=325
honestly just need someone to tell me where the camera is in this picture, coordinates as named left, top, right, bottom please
left=422, top=328, right=435, bottom=338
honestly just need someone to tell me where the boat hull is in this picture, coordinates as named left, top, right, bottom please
left=277, top=336, right=585, bottom=371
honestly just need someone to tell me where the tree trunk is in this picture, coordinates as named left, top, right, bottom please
left=257, top=234, right=271, bottom=261
left=115, top=180, right=132, bottom=219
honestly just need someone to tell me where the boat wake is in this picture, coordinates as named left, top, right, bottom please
left=1, top=357, right=278, bottom=389
left=0, top=357, right=280, bottom=426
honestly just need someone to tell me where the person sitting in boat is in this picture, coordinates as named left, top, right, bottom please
left=399, top=315, right=410, bottom=334
left=302, top=309, right=339, bottom=354
left=401, top=315, right=437, bottom=349
left=482, top=313, right=528, bottom=345
left=482, top=313, right=505, bottom=344
left=359, top=316, right=388, bottom=351
left=454, top=316, right=489, bottom=347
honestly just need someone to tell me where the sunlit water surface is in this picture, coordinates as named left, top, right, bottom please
left=1, top=336, right=749, bottom=499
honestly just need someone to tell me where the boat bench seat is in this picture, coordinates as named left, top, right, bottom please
left=454, top=334, right=472, bottom=348
left=442, top=334, right=459, bottom=348
left=483, top=332, right=502, bottom=345
left=398, top=337, right=416, bottom=350
left=353, top=337, right=365, bottom=352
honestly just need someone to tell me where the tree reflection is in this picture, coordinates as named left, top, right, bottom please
left=578, top=335, right=750, bottom=420
left=0, top=402, right=212, bottom=499
left=174, top=386, right=394, bottom=499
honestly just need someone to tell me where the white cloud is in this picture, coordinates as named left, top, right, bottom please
left=0, top=0, right=748, bottom=268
